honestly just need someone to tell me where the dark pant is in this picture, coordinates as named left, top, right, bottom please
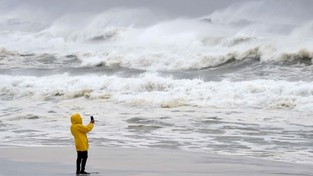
left=76, top=151, right=88, bottom=173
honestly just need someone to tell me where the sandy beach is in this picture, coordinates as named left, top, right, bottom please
left=0, top=147, right=312, bottom=176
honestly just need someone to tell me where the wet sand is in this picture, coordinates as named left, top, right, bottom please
left=0, top=147, right=312, bottom=176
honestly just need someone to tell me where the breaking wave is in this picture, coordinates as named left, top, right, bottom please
left=1, top=73, right=313, bottom=111
left=0, top=1, right=313, bottom=71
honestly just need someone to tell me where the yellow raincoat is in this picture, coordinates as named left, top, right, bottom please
left=70, top=113, right=94, bottom=151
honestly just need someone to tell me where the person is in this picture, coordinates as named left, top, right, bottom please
left=70, top=113, right=95, bottom=175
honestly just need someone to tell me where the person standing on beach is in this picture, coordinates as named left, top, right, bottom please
left=70, top=113, right=95, bottom=175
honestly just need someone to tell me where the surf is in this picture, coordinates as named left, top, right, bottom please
left=0, top=0, right=313, bottom=72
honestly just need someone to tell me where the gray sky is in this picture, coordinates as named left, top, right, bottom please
left=1, top=0, right=312, bottom=23
left=0, top=0, right=246, bottom=17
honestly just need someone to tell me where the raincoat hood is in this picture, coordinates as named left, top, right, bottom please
left=71, top=113, right=82, bottom=125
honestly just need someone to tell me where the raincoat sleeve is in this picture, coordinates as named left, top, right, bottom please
left=77, top=123, right=94, bottom=133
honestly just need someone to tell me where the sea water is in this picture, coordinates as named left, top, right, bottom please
left=1, top=0, right=313, bottom=164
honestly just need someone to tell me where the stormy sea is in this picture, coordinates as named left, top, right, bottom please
left=1, top=0, right=313, bottom=165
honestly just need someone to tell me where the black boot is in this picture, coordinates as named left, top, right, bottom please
left=76, top=162, right=81, bottom=175
left=76, top=155, right=82, bottom=175
left=76, top=159, right=81, bottom=175
left=80, top=171, right=90, bottom=174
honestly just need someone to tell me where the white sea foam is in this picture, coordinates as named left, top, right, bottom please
left=1, top=73, right=313, bottom=112
left=0, top=1, right=312, bottom=71
left=2, top=98, right=313, bottom=164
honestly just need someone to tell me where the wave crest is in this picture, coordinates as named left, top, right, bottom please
left=1, top=73, right=313, bottom=111
left=1, top=2, right=313, bottom=71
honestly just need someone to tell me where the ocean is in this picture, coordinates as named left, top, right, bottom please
left=1, top=0, right=313, bottom=165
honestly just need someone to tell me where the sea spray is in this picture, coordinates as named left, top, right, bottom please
left=1, top=1, right=313, bottom=71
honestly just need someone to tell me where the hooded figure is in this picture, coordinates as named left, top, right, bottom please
left=70, top=113, right=94, bottom=175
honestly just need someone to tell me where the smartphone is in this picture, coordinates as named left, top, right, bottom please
left=90, top=116, right=94, bottom=121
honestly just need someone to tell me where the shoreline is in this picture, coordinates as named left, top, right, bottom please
left=1, top=146, right=313, bottom=176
